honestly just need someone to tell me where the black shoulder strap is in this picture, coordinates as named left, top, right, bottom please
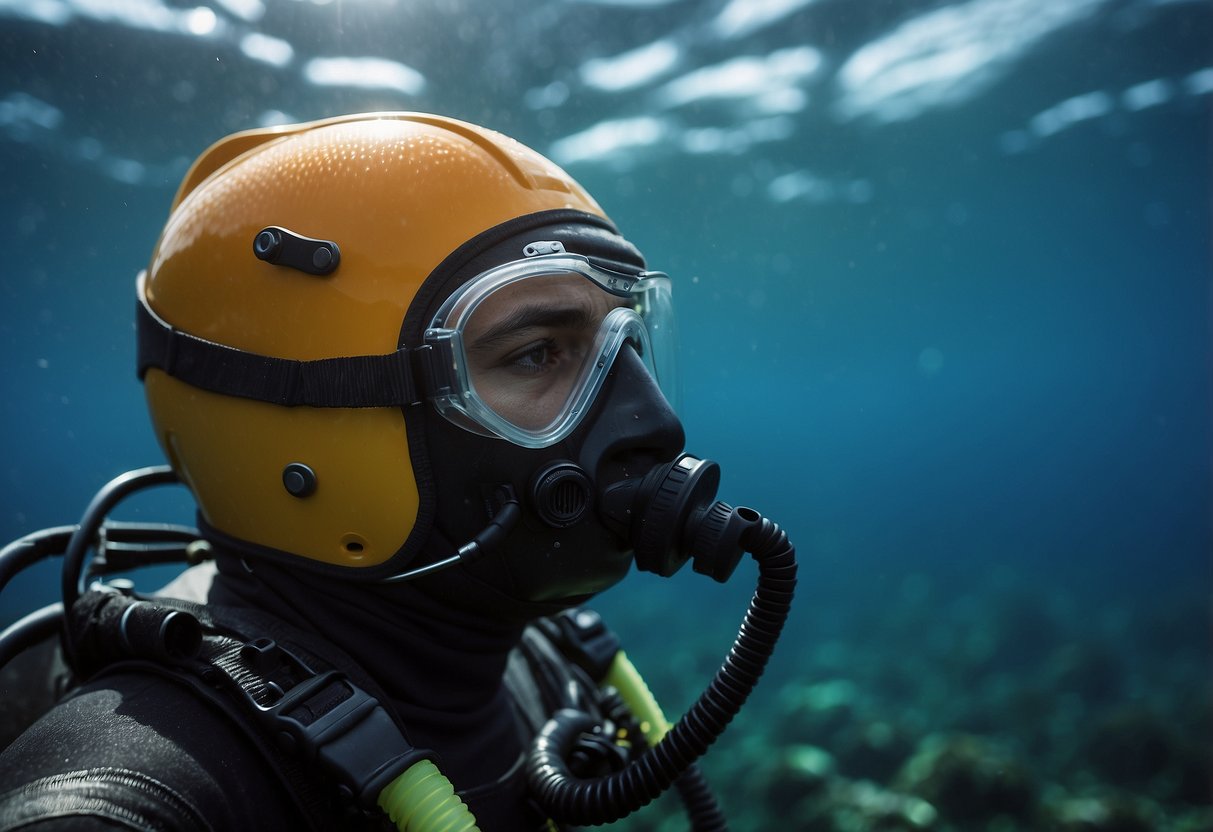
left=67, top=587, right=431, bottom=829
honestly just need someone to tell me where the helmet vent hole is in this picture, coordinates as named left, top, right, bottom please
left=341, top=534, right=368, bottom=560
left=531, top=462, right=593, bottom=529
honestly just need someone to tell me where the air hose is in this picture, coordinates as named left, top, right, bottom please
left=372, top=651, right=711, bottom=832
left=604, top=650, right=671, bottom=746
left=377, top=759, right=479, bottom=832
left=527, top=502, right=797, bottom=826
left=606, top=651, right=728, bottom=831
left=371, top=646, right=692, bottom=832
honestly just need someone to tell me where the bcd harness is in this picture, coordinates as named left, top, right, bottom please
left=63, top=582, right=643, bottom=831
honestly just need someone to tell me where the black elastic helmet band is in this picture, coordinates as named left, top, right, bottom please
left=135, top=283, right=426, bottom=408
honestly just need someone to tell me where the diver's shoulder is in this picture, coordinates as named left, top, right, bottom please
left=0, top=670, right=302, bottom=830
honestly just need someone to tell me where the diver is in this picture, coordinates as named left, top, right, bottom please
left=0, top=113, right=796, bottom=831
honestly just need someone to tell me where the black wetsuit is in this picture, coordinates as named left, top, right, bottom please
left=0, top=550, right=609, bottom=830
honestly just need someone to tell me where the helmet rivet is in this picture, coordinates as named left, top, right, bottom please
left=253, top=228, right=283, bottom=260
left=311, top=247, right=333, bottom=270
left=282, top=463, right=317, bottom=498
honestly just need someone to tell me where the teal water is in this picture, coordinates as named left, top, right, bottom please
left=1, top=1, right=1210, bottom=829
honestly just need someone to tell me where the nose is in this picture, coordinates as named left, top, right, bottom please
left=574, top=345, right=686, bottom=486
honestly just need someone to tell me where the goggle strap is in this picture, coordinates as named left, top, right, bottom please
left=136, top=283, right=424, bottom=409
left=409, top=343, right=452, bottom=401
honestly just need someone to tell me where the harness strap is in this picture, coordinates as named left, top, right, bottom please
left=69, top=587, right=432, bottom=827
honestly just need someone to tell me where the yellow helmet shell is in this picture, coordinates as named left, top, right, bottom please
left=142, top=113, right=607, bottom=571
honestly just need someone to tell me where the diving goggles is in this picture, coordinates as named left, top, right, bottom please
left=424, top=245, right=676, bottom=448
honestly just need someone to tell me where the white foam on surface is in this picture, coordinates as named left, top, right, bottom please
left=303, top=57, right=426, bottom=95
left=835, top=0, right=1109, bottom=123
left=580, top=39, right=681, bottom=92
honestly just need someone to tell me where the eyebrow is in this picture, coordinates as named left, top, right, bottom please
left=468, top=305, right=599, bottom=353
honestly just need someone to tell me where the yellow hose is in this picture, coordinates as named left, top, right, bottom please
left=375, top=651, right=665, bottom=830
left=603, top=650, right=670, bottom=746
left=377, top=759, right=480, bottom=832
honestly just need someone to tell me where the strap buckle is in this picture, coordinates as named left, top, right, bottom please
left=242, top=643, right=429, bottom=806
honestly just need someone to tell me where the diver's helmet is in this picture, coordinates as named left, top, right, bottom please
left=138, top=113, right=684, bottom=601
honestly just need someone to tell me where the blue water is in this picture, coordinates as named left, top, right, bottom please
left=1, top=0, right=1209, bottom=828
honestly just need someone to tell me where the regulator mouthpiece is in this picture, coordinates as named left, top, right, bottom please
left=600, top=453, right=757, bottom=582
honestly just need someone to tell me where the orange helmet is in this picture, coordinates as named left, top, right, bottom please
left=138, top=113, right=615, bottom=575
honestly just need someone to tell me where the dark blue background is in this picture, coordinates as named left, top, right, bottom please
left=0, top=5, right=1209, bottom=821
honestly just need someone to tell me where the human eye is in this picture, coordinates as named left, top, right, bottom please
left=501, top=338, right=561, bottom=375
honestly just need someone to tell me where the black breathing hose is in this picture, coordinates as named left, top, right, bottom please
left=61, top=466, right=178, bottom=612
left=598, top=686, right=727, bottom=832
left=673, top=764, right=728, bottom=832
left=527, top=514, right=797, bottom=826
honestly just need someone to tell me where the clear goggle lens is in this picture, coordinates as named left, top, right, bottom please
left=425, top=255, right=675, bottom=448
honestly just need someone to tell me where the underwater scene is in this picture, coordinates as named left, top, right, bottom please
left=0, top=0, right=1210, bottom=829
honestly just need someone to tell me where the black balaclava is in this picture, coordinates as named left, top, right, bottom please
left=208, top=210, right=685, bottom=796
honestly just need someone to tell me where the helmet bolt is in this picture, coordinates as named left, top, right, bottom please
left=282, top=463, right=318, bottom=498
left=253, top=228, right=283, bottom=261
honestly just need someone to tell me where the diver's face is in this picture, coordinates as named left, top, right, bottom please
left=460, top=274, right=628, bottom=432
left=423, top=272, right=684, bottom=603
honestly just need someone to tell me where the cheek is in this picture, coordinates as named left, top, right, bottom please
left=478, top=381, right=567, bottom=431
